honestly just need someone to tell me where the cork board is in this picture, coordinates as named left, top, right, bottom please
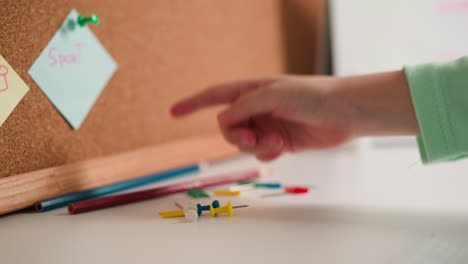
left=0, top=0, right=327, bottom=178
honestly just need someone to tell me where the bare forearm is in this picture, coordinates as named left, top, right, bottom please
left=333, top=70, right=420, bottom=137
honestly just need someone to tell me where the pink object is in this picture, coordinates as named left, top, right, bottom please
left=0, top=65, right=9, bottom=92
left=437, top=0, right=468, bottom=13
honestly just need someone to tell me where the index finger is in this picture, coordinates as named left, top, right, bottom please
left=170, top=78, right=274, bottom=117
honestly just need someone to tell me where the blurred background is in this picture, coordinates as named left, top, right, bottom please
left=329, top=0, right=468, bottom=149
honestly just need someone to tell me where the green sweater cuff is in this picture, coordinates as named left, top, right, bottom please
left=405, top=56, right=468, bottom=164
left=405, top=63, right=451, bottom=164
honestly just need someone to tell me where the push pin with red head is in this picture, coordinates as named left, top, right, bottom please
left=261, top=186, right=310, bottom=198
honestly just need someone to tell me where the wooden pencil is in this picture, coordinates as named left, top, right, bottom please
left=68, top=168, right=263, bottom=214
left=35, top=164, right=202, bottom=212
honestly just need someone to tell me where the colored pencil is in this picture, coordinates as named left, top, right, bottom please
left=68, top=168, right=263, bottom=214
left=35, top=164, right=202, bottom=212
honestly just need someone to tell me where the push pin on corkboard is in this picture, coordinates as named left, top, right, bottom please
left=77, top=13, right=99, bottom=27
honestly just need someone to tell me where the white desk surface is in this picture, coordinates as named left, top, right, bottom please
left=2, top=147, right=468, bottom=264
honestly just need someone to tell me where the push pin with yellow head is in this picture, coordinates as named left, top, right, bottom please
left=168, top=200, right=248, bottom=219
left=77, top=13, right=100, bottom=27
left=210, top=201, right=234, bottom=217
left=214, top=190, right=241, bottom=196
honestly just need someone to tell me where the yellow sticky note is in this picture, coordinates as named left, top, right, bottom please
left=0, top=55, right=29, bottom=126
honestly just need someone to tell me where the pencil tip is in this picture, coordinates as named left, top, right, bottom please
left=34, top=203, right=43, bottom=212
left=68, top=204, right=74, bottom=214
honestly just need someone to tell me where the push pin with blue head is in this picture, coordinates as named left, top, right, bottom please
left=197, top=200, right=220, bottom=214
left=77, top=13, right=100, bottom=27
left=175, top=200, right=248, bottom=218
left=176, top=200, right=219, bottom=216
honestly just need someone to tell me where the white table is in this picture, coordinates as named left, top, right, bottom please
left=2, top=147, right=468, bottom=264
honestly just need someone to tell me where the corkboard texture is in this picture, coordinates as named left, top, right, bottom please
left=0, top=0, right=327, bottom=178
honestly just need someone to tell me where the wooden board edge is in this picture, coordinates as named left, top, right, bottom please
left=0, top=134, right=237, bottom=215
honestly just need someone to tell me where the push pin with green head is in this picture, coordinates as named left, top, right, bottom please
left=77, top=13, right=99, bottom=27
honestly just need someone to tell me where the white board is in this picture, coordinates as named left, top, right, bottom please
left=330, top=0, right=468, bottom=76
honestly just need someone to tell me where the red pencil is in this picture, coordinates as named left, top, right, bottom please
left=68, top=168, right=263, bottom=214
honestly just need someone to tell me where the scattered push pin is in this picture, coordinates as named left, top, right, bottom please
left=208, top=201, right=248, bottom=217
left=254, top=182, right=282, bottom=189
left=187, top=189, right=210, bottom=199
left=214, top=190, right=241, bottom=196
left=261, top=186, right=309, bottom=198
left=207, top=200, right=247, bottom=209
left=183, top=204, right=200, bottom=222
left=77, top=13, right=99, bottom=27
left=199, top=200, right=247, bottom=213
left=210, top=201, right=234, bottom=217
left=159, top=205, right=202, bottom=222
left=284, top=187, right=309, bottom=194
left=229, top=183, right=256, bottom=192
left=230, top=182, right=282, bottom=191
left=197, top=200, right=220, bottom=214
left=176, top=200, right=220, bottom=215
left=164, top=200, right=248, bottom=220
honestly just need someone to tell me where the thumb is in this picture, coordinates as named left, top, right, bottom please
left=218, top=88, right=280, bottom=127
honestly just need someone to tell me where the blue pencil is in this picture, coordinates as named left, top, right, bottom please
left=35, top=164, right=202, bottom=212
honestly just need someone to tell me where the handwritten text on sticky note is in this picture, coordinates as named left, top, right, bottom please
left=29, top=9, right=117, bottom=129
left=48, top=42, right=87, bottom=68
left=0, top=55, right=30, bottom=126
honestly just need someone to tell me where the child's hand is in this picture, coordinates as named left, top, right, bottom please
left=171, top=76, right=355, bottom=161
left=171, top=71, right=418, bottom=161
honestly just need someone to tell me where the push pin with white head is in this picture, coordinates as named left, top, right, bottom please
left=183, top=204, right=200, bottom=222
left=159, top=205, right=202, bottom=222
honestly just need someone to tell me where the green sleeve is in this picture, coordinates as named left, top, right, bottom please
left=404, top=56, right=468, bottom=164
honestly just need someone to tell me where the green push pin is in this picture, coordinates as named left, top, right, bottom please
left=77, top=13, right=99, bottom=27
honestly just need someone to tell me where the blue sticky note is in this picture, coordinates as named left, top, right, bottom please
left=29, top=9, right=117, bottom=129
